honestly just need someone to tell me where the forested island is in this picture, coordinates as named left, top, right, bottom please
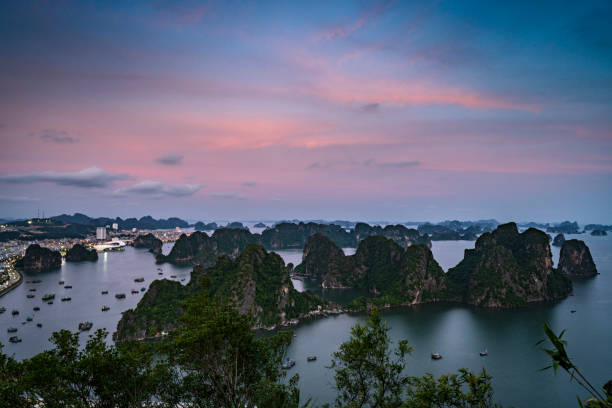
left=120, top=223, right=597, bottom=345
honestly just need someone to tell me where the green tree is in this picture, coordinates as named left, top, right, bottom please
left=329, top=308, right=498, bottom=408
left=171, top=291, right=303, bottom=408
left=329, top=308, right=412, bottom=408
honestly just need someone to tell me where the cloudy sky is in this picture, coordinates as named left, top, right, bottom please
left=1, top=0, right=611, bottom=223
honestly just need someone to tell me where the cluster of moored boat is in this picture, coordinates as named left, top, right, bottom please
left=4, top=268, right=169, bottom=345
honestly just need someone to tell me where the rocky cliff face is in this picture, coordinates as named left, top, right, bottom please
left=65, top=244, right=98, bottom=262
left=133, top=233, right=163, bottom=255
left=15, top=244, right=62, bottom=272
left=558, top=239, right=598, bottom=277
left=155, top=229, right=259, bottom=267
left=552, top=233, right=565, bottom=247
left=298, top=234, right=449, bottom=307
left=447, top=223, right=572, bottom=307
left=116, top=244, right=332, bottom=341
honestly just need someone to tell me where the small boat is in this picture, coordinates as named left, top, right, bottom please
left=140, top=287, right=146, bottom=292
left=42, top=294, right=55, bottom=301
left=170, top=275, right=177, bottom=278
left=27, top=294, right=35, bottom=298
left=7, top=327, right=17, bottom=333
left=480, top=349, right=488, bottom=356
left=157, top=267, right=162, bottom=271
left=0, top=307, right=6, bottom=313
left=12, top=310, right=19, bottom=316
left=33, top=306, right=40, bottom=311
left=180, top=278, right=185, bottom=281
left=131, top=289, right=139, bottom=294
left=26, top=316, right=33, bottom=322
left=78, top=321, right=93, bottom=331
left=115, top=293, right=126, bottom=299
left=101, top=305, right=110, bottom=311
left=59, top=280, right=64, bottom=285
left=29, top=288, right=36, bottom=292
left=36, top=323, right=42, bottom=328
left=64, top=285, right=72, bottom=289
left=570, top=310, right=576, bottom=313
left=32, top=279, right=42, bottom=283
left=61, top=297, right=71, bottom=302
left=157, top=272, right=163, bottom=275
left=9, top=336, right=22, bottom=343
left=431, top=353, right=443, bottom=360
left=101, top=290, right=109, bottom=295
left=47, top=301, right=53, bottom=305
left=134, top=277, right=144, bottom=282
left=26, top=280, right=33, bottom=284
left=307, top=356, right=317, bottom=361
left=281, top=359, right=296, bottom=369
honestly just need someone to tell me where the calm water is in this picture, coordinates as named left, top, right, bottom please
left=1, top=236, right=610, bottom=407
left=0, top=243, right=191, bottom=360
left=285, top=234, right=612, bottom=407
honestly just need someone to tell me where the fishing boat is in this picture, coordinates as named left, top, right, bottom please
left=141, top=287, right=146, bottom=292
left=158, top=272, right=163, bottom=275
left=170, top=275, right=177, bottom=278
left=36, top=323, right=42, bottom=328
left=7, top=327, right=17, bottom=333
left=131, top=289, right=139, bottom=294
left=12, top=310, right=19, bottom=316
left=29, top=288, right=36, bottom=292
left=33, top=306, right=40, bottom=311
left=26, top=316, right=33, bottom=322
left=101, top=305, right=110, bottom=311
left=32, top=279, right=42, bottom=283
left=431, top=353, right=443, bottom=360
left=101, top=290, right=109, bottom=295
left=0, top=307, right=6, bottom=314
left=27, top=294, right=35, bottom=298
left=47, top=301, right=53, bottom=305
left=480, top=349, right=488, bottom=356
left=59, top=280, right=64, bottom=285
left=9, top=336, right=22, bottom=343
left=61, top=297, right=71, bottom=302
left=134, top=277, right=144, bottom=282
left=41, top=294, right=55, bottom=301
left=64, top=285, right=72, bottom=289
left=570, top=310, right=576, bottom=313
left=281, top=359, right=296, bottom=369
left=115, top=293, right=126, bottom=299
left=307, top=356, right=317, bottom=361
left=78, top=321, right=93, bottom=331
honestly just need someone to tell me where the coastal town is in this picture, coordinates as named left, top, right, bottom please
left=0, top=219, right=186, bottom=297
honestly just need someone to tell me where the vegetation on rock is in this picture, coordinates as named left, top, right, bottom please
left=65, top=243, right=98, bottom=262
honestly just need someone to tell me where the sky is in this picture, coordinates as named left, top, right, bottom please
left=0, top=0, right=611, bottom=224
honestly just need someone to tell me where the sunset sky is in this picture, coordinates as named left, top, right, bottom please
left=1, top=1, right=611, bottom=223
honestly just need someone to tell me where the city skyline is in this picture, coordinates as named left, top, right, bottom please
left=1, top=1, right=611, bottom=223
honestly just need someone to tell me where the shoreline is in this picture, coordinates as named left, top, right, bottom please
left=0, top=267, right=23, bottom=297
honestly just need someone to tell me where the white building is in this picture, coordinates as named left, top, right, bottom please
left=112, top=223, right=119, bottom=230
left=96, top=227, right=107, bottom=240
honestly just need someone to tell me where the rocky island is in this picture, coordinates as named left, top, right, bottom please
left=15, top=244, right=62, bottom=272
left=558, top=239, right=598, bottom=277
left=65, top=244, right=98, bottom=262
left=447, top=223, right=572, bottom=307
left=116, top=244, right=334, bottom=341
left=552, top=233, right=565, bottom=247
left=155, top=229, right=259, bottom=266
left=133, top=233, right=163, bottom=255
left=295, top=233, right=450, bottom=309
left=590, top=229, right=607, bottom=236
